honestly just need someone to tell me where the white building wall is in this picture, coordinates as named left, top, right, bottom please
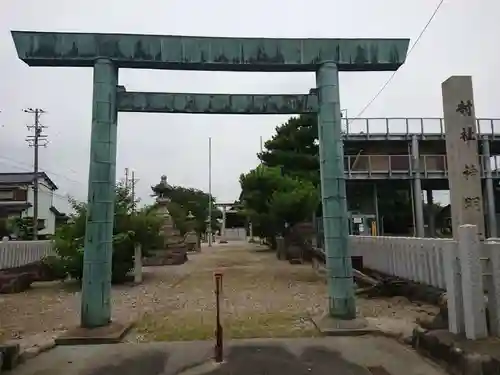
left=23, top=179, right=56, bottom=236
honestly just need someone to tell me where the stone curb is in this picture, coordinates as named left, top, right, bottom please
left=411, top=327, right=500, bottom=375
left=18, top=340, right=56, bottom=363
left=0, top=339, right=56, bottom=373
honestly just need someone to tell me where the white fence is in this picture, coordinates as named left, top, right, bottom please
left=351, top=235, right=449, bottom=289
left=350, top=225, right=500, bottom=340
left=0, top=239, right=54, bottom=270
left=223, top=227, right=247, bottom=241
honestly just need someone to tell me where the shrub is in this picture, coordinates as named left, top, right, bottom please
left=47, top=184, right=164, bottom=284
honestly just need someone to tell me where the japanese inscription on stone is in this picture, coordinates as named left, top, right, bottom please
left=456, top=100, right=473, bottom=117
left=462, top=164, right=478, bottom=180
left=443, top=76, right=484, bottom=239
left=460, top=126, right=476, bottom=143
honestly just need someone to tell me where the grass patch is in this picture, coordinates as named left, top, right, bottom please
left=134, top=311, right=320, bottom=342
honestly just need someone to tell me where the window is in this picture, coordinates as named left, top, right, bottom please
left=37, top=219, right=46, bottom=230
left=13, top=189, right=27, bottom=201
left=0, top=190, right=14, bottom=201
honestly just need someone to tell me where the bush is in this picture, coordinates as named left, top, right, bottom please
left=47, top=184, right=164, bottom=284
left=40, top=255, right=68, bottom=280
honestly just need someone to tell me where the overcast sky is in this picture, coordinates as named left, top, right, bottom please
left=0, top=0, right=499, bottom=213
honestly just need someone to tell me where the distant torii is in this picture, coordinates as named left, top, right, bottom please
left=214, top=202, right=238, bottom=242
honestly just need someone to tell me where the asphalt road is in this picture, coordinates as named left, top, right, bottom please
left=10, top=337, right=446, bottom=375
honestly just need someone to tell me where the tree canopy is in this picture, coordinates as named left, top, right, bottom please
left=239, top=165, right=319, bottom=241
left=259, top=114, right=320, bottom=186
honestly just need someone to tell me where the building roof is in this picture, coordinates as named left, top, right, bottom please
left=50, top=206, right=69, bottom=219
left=0, top=201, right=32, bottom=213
left=0, top=172, right=58, bottom=190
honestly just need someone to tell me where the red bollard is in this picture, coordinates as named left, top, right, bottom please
left=214, top=272, right=224, bottom=363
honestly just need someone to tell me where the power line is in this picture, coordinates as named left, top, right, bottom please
left=24, top=108, right=48, bottom=239
left=0, top=154, right=86, bottom=188
left=0, top=156, right=84, bottom=202
left=350, top=0, right=446, bottom=121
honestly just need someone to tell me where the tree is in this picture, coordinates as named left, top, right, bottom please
left=253, top=114, right=417, bottom=234
left=239, top=165, right=319, bottom=245
left=6, top=216, right=45, bottom=240
left=48, top=183, right=164, bottom=284
left=259, top=114, right=320, bottom=186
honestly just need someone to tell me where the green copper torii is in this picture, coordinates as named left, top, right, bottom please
left=11, top=31, right=409, bottom=327
left=316, top=62, right=355, bottom=318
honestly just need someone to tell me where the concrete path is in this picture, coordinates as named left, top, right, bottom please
left=11, top=337, right=446, bottom=375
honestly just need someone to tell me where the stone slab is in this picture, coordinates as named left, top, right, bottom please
left=54, top=321, right=133, bottom=346
left=312, top=314, right=378, bottom=336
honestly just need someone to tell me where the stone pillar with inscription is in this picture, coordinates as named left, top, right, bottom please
left=442, top=76, right=485, bottom=239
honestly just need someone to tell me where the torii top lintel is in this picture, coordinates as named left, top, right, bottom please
left=11, top=31, right=409, bottom=72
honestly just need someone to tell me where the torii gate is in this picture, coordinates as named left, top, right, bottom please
left=214, top=202, right=239, bottom=243
left=11, top=31, right=409, bottom=335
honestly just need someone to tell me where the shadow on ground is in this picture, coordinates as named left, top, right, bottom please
left=9, top=337, right=446, bottom=375
left=201, top=345, right=372, bottom=375
left=80, top=344, right=371, bottom=375
left=86, top=350, right=169, bottom=375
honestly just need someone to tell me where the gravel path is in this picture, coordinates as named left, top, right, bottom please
left=0, top=242, right=438, bottom=345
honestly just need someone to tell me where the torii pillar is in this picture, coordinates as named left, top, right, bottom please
left=220, top=206, right=228, bottom=243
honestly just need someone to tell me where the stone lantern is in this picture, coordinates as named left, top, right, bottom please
left=184, top=211, right=200, bottom=252
left=142, top=174, right=188, bottom=266
left=186, top=211, right=196, bottom=231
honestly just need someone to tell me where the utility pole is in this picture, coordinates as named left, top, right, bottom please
left=208, top=137, right=212, bottom=247
left=24, top=108, right=47, bottom=240
left=124, top=168, right=130, bottom=189
left=130, top=170, right=138, bottom=214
